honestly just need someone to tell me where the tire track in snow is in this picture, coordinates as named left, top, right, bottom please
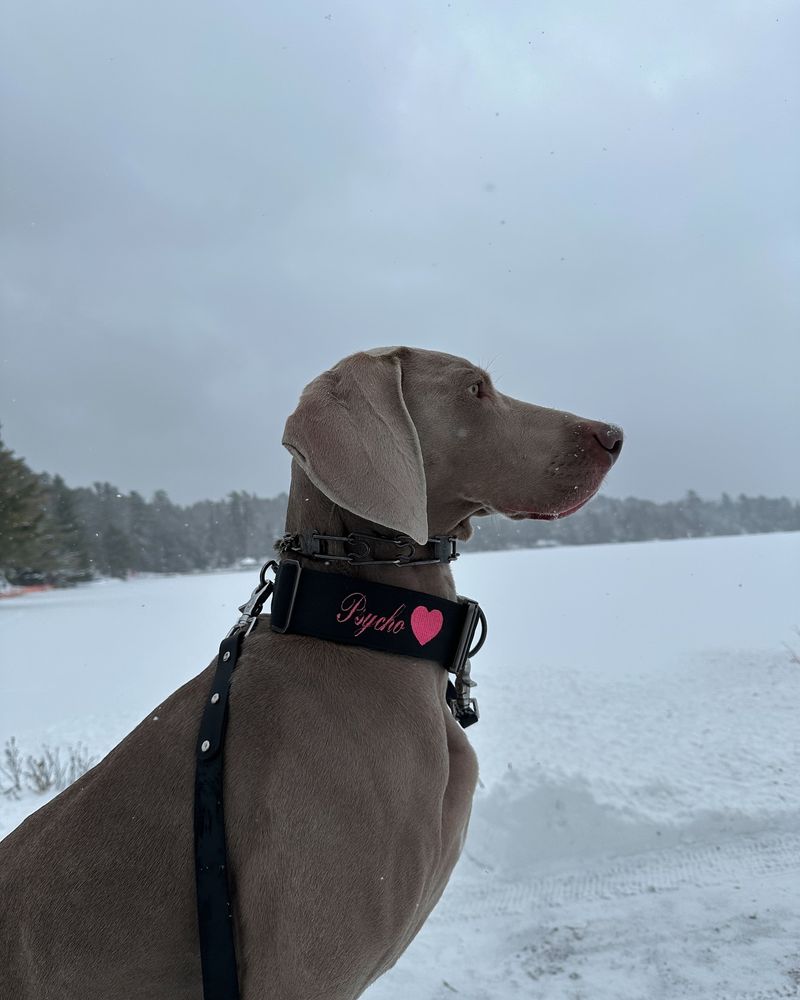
left=455, top=831, right=800, bottom=916
left=728, top=990, right=800, bottom=1000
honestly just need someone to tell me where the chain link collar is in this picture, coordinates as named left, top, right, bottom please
left=276, top=531, right=459, bottom=567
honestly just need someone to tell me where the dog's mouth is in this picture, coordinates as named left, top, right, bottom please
left=494, top=477, right=603, bottom=521
left=503, top=494, right=593, bottom=521
left=469, top=475, right=602, bottom=527
left=469, top=497, right=591, bottom=524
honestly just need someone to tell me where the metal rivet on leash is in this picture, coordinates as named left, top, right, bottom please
left=210, top=692, right=220, bottom=704
left=201, top=740, right=210, bottom=752
left=223, top=651, right=231, bottom=662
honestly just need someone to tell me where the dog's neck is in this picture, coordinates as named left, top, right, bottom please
left=283, top=463, right=458, bottom=603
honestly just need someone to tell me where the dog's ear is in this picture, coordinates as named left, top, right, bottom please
left=282, top=350, right=429, bottom=545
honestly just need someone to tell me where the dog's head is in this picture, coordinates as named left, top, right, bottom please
left=283, top=346, right=622, bottom=544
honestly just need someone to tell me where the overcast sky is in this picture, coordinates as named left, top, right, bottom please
left=1, top=0, right=798, bottom=507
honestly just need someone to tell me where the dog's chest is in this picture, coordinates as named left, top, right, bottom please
left=224, top=640, right=478, bottom=990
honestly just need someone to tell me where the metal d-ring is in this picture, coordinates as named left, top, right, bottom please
left=467, top=605, right=488, bottom=659
left=259, top=559, right=278, bottom=586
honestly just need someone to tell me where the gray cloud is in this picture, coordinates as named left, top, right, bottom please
left=1, top=0, right=798, bottom=505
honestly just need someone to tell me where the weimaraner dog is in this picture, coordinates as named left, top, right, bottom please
left=0, top=346, right=622, bottom=999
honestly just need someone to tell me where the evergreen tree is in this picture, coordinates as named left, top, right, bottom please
left=0, top=427, right=51, bottom=581
left=46, top=474, right=92, bottom=580
left=127, top=490, right=156, bottom=571
left=101, top=522, right=134, bottom=579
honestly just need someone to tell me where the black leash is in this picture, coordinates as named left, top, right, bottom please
left=193, top=543, right=486, bottom=999
left=193, top=631, right=243, bottom=1000
left=194, top=563, right=275, bottom=1000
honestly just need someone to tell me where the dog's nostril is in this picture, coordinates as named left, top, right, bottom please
left=591, top=425, right=624, bottom=462
left=596, top=435, right=623, bottom=455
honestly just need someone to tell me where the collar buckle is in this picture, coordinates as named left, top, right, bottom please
left=431, top=535, right=459, bottom=564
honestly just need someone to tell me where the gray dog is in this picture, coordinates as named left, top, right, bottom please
left=0, top=346, right=622, bottom=999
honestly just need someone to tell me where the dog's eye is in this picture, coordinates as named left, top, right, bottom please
left=468, top=382, right=483, bottom=397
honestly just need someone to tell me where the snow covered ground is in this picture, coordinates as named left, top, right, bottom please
left=2, top=532, right=799, bottom=998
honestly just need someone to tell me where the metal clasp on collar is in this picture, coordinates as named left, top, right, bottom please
left=448, top=598, right=487, bottom=728
left=431, top=535, right=459, bottom=564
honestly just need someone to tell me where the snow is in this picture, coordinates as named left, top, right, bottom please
left=2, top=533, right=799, bottom=997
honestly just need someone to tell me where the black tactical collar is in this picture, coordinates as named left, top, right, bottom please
left=270, top=559, right=485, bottom=728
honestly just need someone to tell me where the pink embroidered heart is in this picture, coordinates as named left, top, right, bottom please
left=410, top=606, right=443, bottom=646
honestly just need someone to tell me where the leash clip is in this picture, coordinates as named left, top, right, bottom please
left=227, top=559, right=278, bottom=638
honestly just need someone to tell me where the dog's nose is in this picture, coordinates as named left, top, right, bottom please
left=585, top=421, right=624, bottom=464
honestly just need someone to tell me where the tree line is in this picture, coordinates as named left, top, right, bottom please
left=1, top=426, right=798, bottom=585
left=0, top=427, right=286, bottom=585
left=465, top=490, right=800, bottom=551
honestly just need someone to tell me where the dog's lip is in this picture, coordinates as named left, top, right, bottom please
left=500, top=493, right=595, bottom=521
